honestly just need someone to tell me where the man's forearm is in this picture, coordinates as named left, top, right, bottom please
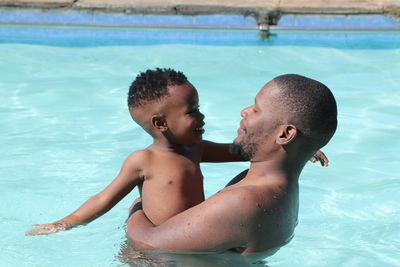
left=127, top=210, right=158, bottom=250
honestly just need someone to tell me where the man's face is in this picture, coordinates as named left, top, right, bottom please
left=233, top=81, right=282, bottom=160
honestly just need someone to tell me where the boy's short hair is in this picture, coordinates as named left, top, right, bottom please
left=128, top=68, right=188, bottom=108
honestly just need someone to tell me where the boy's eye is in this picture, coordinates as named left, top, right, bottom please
left=189, top=106, right=200, bottom=114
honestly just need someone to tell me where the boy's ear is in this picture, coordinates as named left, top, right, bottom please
left=151, top=115, right=168, bottom=132
left=276, top=125, right=297, bottom=145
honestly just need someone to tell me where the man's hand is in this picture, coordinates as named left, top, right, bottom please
left=309, top=150, right=329, bottom=167
left=25, top=221, right=70, bottom=236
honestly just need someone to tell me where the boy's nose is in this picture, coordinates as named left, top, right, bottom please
left=199, top=111, right=205, bottom=120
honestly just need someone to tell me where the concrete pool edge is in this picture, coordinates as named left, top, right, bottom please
left=0, top=0, right=400, bottom=25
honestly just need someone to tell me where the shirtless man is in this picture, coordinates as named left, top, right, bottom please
left=127, top=74, right=338, bottom=259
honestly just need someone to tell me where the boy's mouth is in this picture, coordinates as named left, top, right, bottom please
left=194, top=123, right=205, bottom=134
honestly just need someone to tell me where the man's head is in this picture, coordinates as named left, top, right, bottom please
left=128, top=68, right=205, bottom=144
left=232, top=74, right=337, bottom=161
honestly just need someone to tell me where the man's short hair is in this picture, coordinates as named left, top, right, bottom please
left=273, top=74, right=337, bottom=149
left=127, top=68, right=188, bottom=108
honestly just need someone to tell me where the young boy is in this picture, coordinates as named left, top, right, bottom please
left=27, top=68, right=327, bottom=235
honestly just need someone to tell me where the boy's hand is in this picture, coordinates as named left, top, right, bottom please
left=309, top=150, right=329, bottom=167
left=26, top=222, right=70, bottom=236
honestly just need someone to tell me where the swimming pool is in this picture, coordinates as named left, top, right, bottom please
left=1, top=12, right=399, bottom=266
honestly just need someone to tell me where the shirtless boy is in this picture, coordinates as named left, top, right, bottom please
left=27, top=68, right=327, bottom=235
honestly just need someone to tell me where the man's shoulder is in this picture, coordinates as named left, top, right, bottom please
left=210, top=185, right=267, bottom=216
left=217, top=183, right=286, bottom=214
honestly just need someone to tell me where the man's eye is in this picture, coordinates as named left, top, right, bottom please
left=253, top=109, right=258, bottom=113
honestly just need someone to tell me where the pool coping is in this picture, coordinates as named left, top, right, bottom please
left=1, top=1, right=400, bottom=31
left=1, top=0, right=400, bottom=23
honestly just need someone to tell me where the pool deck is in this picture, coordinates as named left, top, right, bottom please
left=1, top=0, right=400, bottom=25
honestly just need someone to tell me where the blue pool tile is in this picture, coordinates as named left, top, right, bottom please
left=2, top=10, right=399, bottom=28
left=45, top=11, right=95, bottom=23
left=193, top=15, right=256, bottom=26
left=0, top=10, right=256, bottom=27
left=278, top=15, right=400, bottom=27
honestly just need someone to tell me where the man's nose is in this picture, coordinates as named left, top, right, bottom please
left=241, top=106, right=249, bottom=118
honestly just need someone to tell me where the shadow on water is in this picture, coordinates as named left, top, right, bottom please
left=117, top=241, right=270, bottom=267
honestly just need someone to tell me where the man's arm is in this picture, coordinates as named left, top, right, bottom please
left=26, top=150, right=148, bottom=236
left=127, top=188, right=258, bottom=252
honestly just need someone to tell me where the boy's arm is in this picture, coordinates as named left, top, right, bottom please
left=26, top=151, right=148, bottom=236
left=201, top=140, right=329, bottom=166
left=201, top=140, right=244, bottom=162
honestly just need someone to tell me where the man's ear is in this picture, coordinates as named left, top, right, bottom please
left=151, top=115, right=168, bottom=132
left=276, top=125, right=297, bottom=145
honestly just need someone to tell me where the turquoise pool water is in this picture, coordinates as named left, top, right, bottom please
left=1, top=22, right=399, bottom=266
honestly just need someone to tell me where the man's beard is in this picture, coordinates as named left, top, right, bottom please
left=229, top=137, right=258, bottom=161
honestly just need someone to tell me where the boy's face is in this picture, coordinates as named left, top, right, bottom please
left=162, top=82, right=205, bottom=145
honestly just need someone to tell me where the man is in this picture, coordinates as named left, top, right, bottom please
left=127, top=74, right=337, bottom=260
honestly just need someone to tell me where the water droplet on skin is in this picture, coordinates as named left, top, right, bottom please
left=273, top=195, right=278, bottom=199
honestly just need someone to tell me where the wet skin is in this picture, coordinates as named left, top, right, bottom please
left=27, top=81, right=328, bottom=246
left=127, top=81, right=312, bottom=257
left=26, top=82, right=243, bottom=235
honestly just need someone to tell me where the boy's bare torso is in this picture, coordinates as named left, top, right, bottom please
left=137, top=144, right=205, bottom=225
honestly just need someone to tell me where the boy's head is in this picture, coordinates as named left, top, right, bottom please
left=128, top=68, right=205, bottom=144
